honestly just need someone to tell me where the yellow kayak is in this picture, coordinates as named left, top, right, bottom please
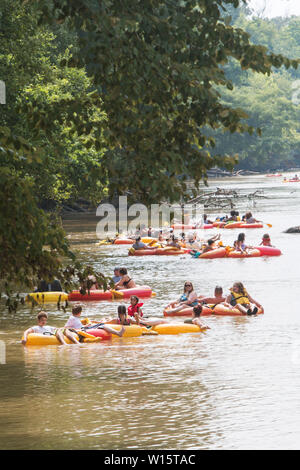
left=25, top=292, right=68, bottom=303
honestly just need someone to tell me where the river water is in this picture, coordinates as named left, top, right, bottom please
left=1, top=174, right=300, bottom=450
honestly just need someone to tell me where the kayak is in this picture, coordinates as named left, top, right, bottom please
left=163, top=305, right=213, bottom=317
left=152, top=323, right=206, bottom=334
left=68, top=285, right=154, bottom=301
left=25, top=292, right=68, bottom=303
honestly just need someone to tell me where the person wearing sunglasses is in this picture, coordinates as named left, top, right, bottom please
left=166, top=282, right=198, bottom=314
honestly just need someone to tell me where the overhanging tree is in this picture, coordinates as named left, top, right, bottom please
left=1, top=0, right=299, bottom=300
left=32, top=0, right=298, bottom=203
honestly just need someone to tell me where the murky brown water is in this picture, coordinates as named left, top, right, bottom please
left=1, top=174, right=300, bottom=449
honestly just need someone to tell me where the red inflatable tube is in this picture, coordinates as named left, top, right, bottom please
left=68, top=285, right=153, bottom=301
left=164, top=305, right=213, bottom=317
left=212, top=304, right=264, bottom=316
left=84, top=328, right=112, bottom=340
left=253, top=246, right=282, bottom=256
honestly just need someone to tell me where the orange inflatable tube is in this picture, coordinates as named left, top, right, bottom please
left=227, top=249, right=261, bottom=258
left=224, top=222, right=263, bottom=229
left=212, top=304, right=264, bottom=316
left=163, top=305, right=213, bottom=317
left=129, top=247, right=186, bottom=256
left=199, top=247, right=227, bottom=259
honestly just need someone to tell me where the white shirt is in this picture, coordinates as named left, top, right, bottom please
left=31, top=325, right=57, bottom=334
left=65, top=315, right=82, bottom=330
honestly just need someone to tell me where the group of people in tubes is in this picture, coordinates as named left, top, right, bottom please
left=22, top=280, right=263, bottom=346
left=23, top=210, right=266, bottom=346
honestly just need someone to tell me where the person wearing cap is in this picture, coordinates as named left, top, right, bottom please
left=112, top=268, right=121, bottom=284
left=132, top=236, right=156, bottom=250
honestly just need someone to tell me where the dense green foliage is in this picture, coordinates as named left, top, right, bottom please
left=210, top=7, right=300, bottom=170
left=0, top=0, right=299, bottom=298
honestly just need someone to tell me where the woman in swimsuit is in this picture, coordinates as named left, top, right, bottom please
left=114, top=268, right=136, bottom=290
left=166, top=281, right=198, bottom=314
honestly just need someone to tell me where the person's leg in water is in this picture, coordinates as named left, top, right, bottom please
left=55, top=328, right=81, bottom=345
left=103, top=325, right=125, bottom=337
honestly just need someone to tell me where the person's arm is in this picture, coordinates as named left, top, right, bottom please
left=192, top=318, right=210, bottom=329
left=224, top=295, right=234, bottom=308
left=114, top=278, right=124, bottom=289
left=247, top=293, right=263, bottom=310
left=187, top=291, right=197, bottom=305
left=22, top=327, right=34, bottom=345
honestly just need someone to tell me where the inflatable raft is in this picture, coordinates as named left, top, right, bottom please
left=87, top=324, right=145, bottom=339
left=196, top=247, right=279, bottom=259
left=68, top=285, right=154, bottom=301
left=224, top=222, right=263, bottom=229
left=164, top=304, right=264, bottom=317
left=152, top=323, right=205, bottom=334
left=171, top=224, right=214, bottom=230
left=25, top=292, right=68, bottom=303
left=22, top=332, right=100, bottom=346
left=113, top=237, right=158, bottom=245
left=163, top=305, right=213, bottom=317
left=129, top=247, right=187, bottom=256
left=212, top=305, right=264, bottom=316
left=254, top=246, right=282, bottom=256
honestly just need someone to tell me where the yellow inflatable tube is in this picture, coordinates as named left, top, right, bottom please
left=26, top=292, right=68, bottom=303
left=22, top=332, right=100, bottom=346
left=152, top=323, right=204, bottom=335
left=105, top=324, right=144, bottom=338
